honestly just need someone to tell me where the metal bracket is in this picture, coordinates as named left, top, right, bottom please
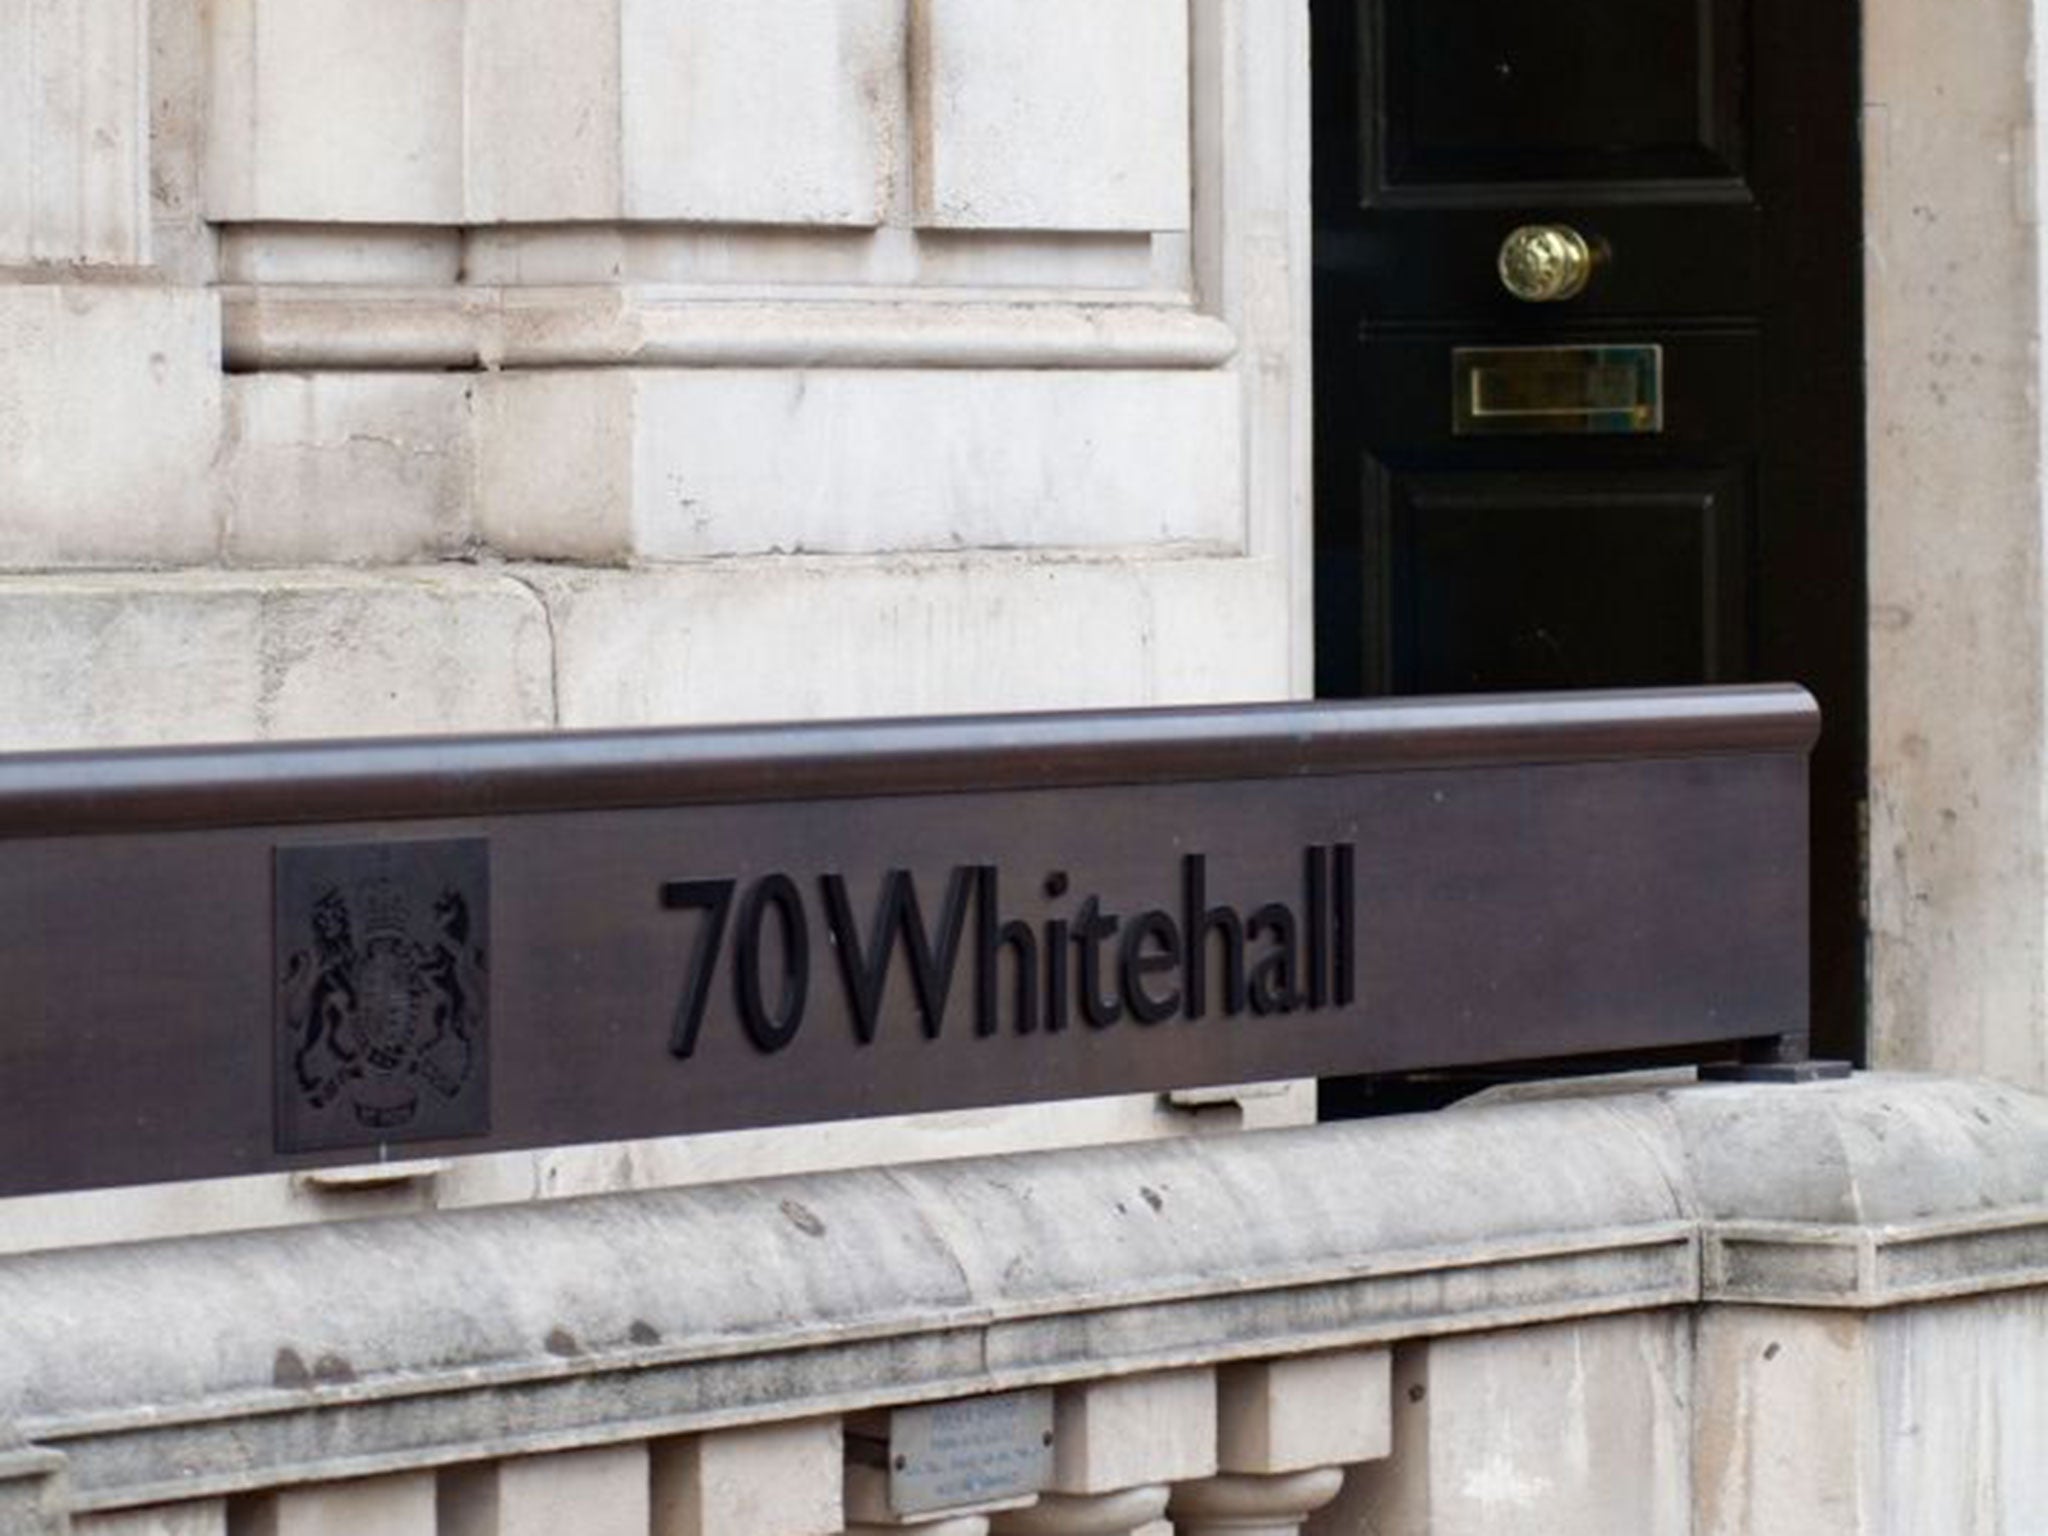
left=1700, top=1059, right=1853, bottom=1085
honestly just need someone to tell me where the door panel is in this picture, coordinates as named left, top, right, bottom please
left=1378, top=466, right=1749, bottom=694
left=1375, top=0, right=1750, bottom=196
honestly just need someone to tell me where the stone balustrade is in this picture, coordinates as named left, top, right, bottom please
left=0, top=1075, right=2041, bottom=1535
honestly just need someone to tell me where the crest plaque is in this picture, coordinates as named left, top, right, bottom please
left=274, top=838, right=491, bottom=1153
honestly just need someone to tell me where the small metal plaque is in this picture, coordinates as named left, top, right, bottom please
left=1453, top=344, right=1663, bottom=435
left=885, top=1389, right=1054, bottom=1517
left=274, top=838, right=491, bottom=1153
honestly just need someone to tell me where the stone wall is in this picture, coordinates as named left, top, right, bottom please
left=0, top=0, right=1310, bottom=748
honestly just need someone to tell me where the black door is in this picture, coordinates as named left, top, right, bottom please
left=1312, top=0, right=1865, bottom=1060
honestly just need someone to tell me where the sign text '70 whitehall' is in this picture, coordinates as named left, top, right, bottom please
left=661, top=846, right=1360, bottom=1058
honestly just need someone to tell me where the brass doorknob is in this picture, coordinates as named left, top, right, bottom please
left=1497, top=224, right=1594, bottom=303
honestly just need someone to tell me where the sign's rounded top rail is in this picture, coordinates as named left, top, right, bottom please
left=0, top=684, right=1818, bottom=839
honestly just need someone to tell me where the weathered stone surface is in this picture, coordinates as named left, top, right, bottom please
left=1046, top=1370, right=1216, bottom=1495
left=228, top=1473, right=434, bottom=1536
left=852, top=1518, right=991, bottom=1536
left=914, top=0, right=1190, bottom=231
left=622, top=0, right=904, bottom=225
left=1669, top=1075, right=2048, bottom=1227
left=527, top=554, right=1290, bottom=726
left=0, top=1440, right=68, bottom=1536
left=0, top=286, right=220, bottom=568
left=1215, top=1350, right=1391, bottom=1475
left=77, top=1500, right=225, bottom=1536
left=651, top=1420, right=842, bottom=1536
left=0, top=0, right=149, bottom=265
left=1695, top=1294, right=2048, bottom=1536
left=441, top=1446, right=648, bottom=1536
left=474, top=369, right=1242, bottom=563
left=1171, top=1468, right=1345, bottom=1534
left=0, top=1089, right=1697, bottom=1503
left=990, top=1487, right=1168, bottom=1535
left=147, top=0, right=213, bottom=286
left=0, top=1079, right=2038, bottom=1520
left=471, top=372, right=635, bottom=564
left=223, top=373, right=473, bottom=566
left=1868, top=1294, right=2048, bottom=1535
left=464, top=0, right=622, bottom=224
left=1692, top=1307, right=1869, bottom=1536
left=1865, top=0, right=2048, bottom=1092
left=1317, top=1315, right=1692, bottom=1536
left=204, top=0, right=464, bottom=223
left=0, top=571, right=553, bottom=749
left=229, top=280, right=1226, bottom=371
left=217, top=228, right=460, bottom=286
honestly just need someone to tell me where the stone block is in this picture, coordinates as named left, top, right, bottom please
left=1863, top=0, right=2048, bottom=1091
left=218, top=226, right=461, bottom=286
left=474, top=368, right=1242, bottom=563
left=914, top=0, right=1190, bottom=230
left=148, top=0, right=213, bottom=285
left=1868, top=1293, right=2048, bottom=1533
left=0, top=0, right=149, bottom=264
left=651, top=1418, right=843, bottom=1536
left=1692, top=1307, right=1869, bottom=1536
left=473, top=372, right=636, bottom=564
left=79, top=1502, right=228, bottom=1536
left=1694, top=1294, right=2048, bottom=1536
left=204, top=0, right=463, bottom=222
left=441, top=1445, right=649, bottom=1536
left=465, top=0, right=622, bottom=223
left=223, top=372, right=473, bottom=566
left=1315, top=1316, right=1690, bottom=1536
left=1047, top=1369, right=1217, bottom=1495
left=230, top=1472, right=434, bottom=1536
left=622, top=0, right=903, bottom=225
left=1216, top=1349, right=1392, bottom=1474
left=528, top=553, right=1290, bottom=727
left=0, top=571, right=554, bottom=749
left=0, top=285, right=220, bottom=567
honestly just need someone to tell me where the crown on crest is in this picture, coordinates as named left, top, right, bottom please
left=357, top=878, right=411, bottom=943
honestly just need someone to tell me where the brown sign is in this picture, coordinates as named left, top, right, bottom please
left=0, top=688, right=1814, bottom=1197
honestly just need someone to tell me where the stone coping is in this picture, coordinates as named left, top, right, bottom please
left=0, top=1075, right=2041, bottom=1510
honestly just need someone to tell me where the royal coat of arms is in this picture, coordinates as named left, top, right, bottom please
left=274, top=839, right=490, bottom=1153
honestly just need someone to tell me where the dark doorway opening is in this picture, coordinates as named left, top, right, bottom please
left=1310, top=0, right=1867, bottom=1065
